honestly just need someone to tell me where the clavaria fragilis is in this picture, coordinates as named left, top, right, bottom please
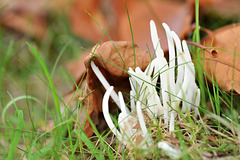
left=102, top=86, right=153, bottom=149
left=128, top=20, right=200, bottom=132
left=90, top=20, right=200, bottom=156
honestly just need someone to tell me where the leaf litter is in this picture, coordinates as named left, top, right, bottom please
left=69, top=0, right=193, bottom=52
left=63, top=2, right=240, bottom=159
left=1, top=0, right=240, bottom=159
left=77, top=41, right=151, bottom=137
left=201, top=23, right=240, bottom=94
left=67, top=21, right=240, bottom=159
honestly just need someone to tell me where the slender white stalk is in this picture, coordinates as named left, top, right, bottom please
left=130, top=90, right=136, bottom=111
left=172, top=31, right=184, bottom=93
left=102, top=86, right=123, bottom=141
left=181, top=40, right=197, bottom=112
left=136, top=101, right=153, bottom=146
left=176, top=53, right=190, bottom=99
left=144, top=61, right=155, bottom=79
left=129, top=68, right=137, bottom=93
left=162, top=23, right=176, bottom=98
left=169, top=112, right=175, bottom=132
left=150, top=20, right=164, bottom=58
left=136, top=102, right=148, bottom=136
left=182, top=40, right=195, bottom=78
left=91, top=61, right=121, bottom=109
left=153, top=54, right=169, bottom=124
left=118, top=91, right=130, bottom=114
left=118, top=113, right=132, bottom=140
left=182, top=85, right=193, bottom=112
left=182, top=41, right=192, bottom=62
left=131, top=67, right=163, bottom=117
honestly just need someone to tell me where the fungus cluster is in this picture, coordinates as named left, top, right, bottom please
left=90, top=20, right=200, bottom=155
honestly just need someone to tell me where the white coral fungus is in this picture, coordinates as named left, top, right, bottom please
left=102, top=86, right=153, bottom=149
left=91, top=20, right=200, bottom=152
left=128, top=20, right=200, bottom=132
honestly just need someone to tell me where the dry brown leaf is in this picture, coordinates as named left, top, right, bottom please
left=0, top=0, right=70, bottom=37
left=0, top=0, right=47, bottom=37
left=201, top=23, right=240, bottom=94
left=119, top=0, right=193, bottom=53
left=69, top=0, right=106, bottom=43
left=187, top=0, right=220, bottom=7
left=69, top=0, right=193, bottom=53
left=66, top=52, right=88, bottom=81
left=208, top=0, right=240, bottom=17
left=77, top=41, right=151, bottom=137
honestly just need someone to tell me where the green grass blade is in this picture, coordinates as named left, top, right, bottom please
left=79, top=129, right=105, bottom=160
left=193, top=0, right=206, bottom=109
left=124, top=0, right=136, bottom=68
left=87, top=112, right=115, bottom=158
left=0, top=41, right=14, bottom=106
left=7, top=110, right=24, bottom=160
left=176, top=129, right=191, bottom=159
left=26, top=42, right=62, bottom=122
left=2, top=95, right=44, bottom=125
left=51, top=41, right=69, bottom=77
left=30, top=141, right=54, bottom=160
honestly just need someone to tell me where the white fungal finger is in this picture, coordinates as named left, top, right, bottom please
left=150, top=20, right=164, bottom=58
left=162, top=23, right=176, bottom=98
left=136, top=102, right=148, bottom=136
left=118, top=91, right=130, bottom=114
left=136, top=101, right=153, bottom=146
left=172, top=31, right=184, bottom=93
left=91, top=61, right=120, bottom=108
left=182, top=40, right=195, bottom=78
left=102, top=86, right=123, bottom=141
left=130, top=90, right=136, bottom=111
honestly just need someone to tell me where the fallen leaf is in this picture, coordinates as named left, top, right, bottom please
left=77, top=41, right=151, bottom=137
left=119, top=0, right=193, bottom=53
left=187, top=0, right=220, bottom=7
left=69, top=0, right=193, bottom=53
left=0, top=0, right=48, bottom=37
left=208, top=0, right=240, bottom=17
left=0, top=0, right=70, bottom=37
left=201, top=23, right=240, bottom=94
left=66, top=52, right=88, bottom=81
